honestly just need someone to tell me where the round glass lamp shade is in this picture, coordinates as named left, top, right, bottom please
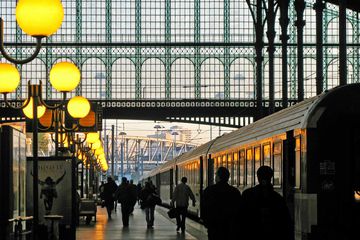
left=0, top=63, right=20, bottom=93
left=16, top=0, right=64, bottom=37
left=67, top=96, right=91, bottom=119
left=22, top=97, right=46, bottom=119
left=49, top=62, right=80, bottom=92
left=86, top=132, right=99, bottom=144
left=91, top=139, right=102, bottom=150
left=94, top=147, right=104, bottom=156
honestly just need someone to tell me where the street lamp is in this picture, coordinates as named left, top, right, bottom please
left=154, top=124, right=164, bottom=165
left=0, top=0, right=64, bottom=64
left=0, top=61, right=87, bottom=238
left=119, top=131, right=127, bottom=178
left=171, top=131, right=179, bottom=159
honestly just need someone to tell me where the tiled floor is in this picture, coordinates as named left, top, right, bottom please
left=76, top=205, right=207, bottom=240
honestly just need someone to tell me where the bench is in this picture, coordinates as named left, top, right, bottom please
left=79, top=199, right=97, bottom=224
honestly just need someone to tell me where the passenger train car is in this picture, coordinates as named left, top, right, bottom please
left=140, top=84, right=360, bottom=240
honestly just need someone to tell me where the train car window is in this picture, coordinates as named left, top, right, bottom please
left=239, top=150, right=245, bottom=186
left=222, top=155, right=227, bottom=168
left=246, top=148, right=254, bottom=186
left=263, top=144, right=271, bottom=167
left=254, top=146, right=261, bottom=174
left=295, top=136, right=301, bottom=189
left=273, top=142, right=282, bottom=187
left=217, top=156, right=221, bottom=168
left=228, top=153, right=233, bottom=185
left=233, top=152, right=239, bottom=186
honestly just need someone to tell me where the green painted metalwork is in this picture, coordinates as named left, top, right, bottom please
left=0, top=0, right=359, bottom=105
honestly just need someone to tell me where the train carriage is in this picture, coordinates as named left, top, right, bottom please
left=140, top=84, right=360, bottom=240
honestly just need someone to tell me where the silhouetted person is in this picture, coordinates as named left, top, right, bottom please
left=139, top=181, right=157, bottom=229
left=171, top=176, right=196, bottom=232
left=201, top=167, right=242, bottom=240
left=103, top=177, right=118, bottom=219
left=136, top=183, right=142, bottom=204
left=37, top=171, right=66, bottom=214
left=242, top=166, right=293, bottom=240
left=115, top=177, right=133, bottom=227
left=129, top=180, right=138, bottom=214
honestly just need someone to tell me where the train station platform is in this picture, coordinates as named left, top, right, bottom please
left=76, top=205, right=208, bottom=240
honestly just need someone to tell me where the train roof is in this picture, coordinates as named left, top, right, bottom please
left=142, top=84, right=360, bottom=177
left=209, top=84, right=360, bottom=154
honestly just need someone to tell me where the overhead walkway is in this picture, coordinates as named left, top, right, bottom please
left=76, top=205, right=207, bottom=240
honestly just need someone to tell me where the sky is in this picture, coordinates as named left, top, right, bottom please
left=102, top=119, right=237, bottom=145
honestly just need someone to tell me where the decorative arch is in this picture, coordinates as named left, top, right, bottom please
left=200, top=58, right=224, bottom=99
left=171, top=58, right=195, bottom=99
left=326, top=17, right=354, bottom=43
left=82, top=58, right=107, bottom=99
left=112, top=58, right=136, bottom=99
left=263, top=58, right=290, bottom=100
left=142, top=58, right=166, bottom=99
left=230, top=58, right=255, bottom=99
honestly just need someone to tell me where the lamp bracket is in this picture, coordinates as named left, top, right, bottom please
left=0, top=18, right=44, bottom=65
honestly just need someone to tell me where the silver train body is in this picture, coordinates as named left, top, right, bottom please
left=140, top=84, right=360, bottom=240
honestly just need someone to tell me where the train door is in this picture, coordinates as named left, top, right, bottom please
left=207, top=154, right=214, bottom=186
left=170, top=168, right=174, bottom=200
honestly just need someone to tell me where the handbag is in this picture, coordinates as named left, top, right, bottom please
left=167, top=208, right=177, bottom=219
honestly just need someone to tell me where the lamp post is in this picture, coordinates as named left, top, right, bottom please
left=154, top=124, right=164, bottom=165
left=119, top=131, right=127, bottom=178
left=0, top=1, right=66, bottom=237
left=0, top=62, right=89, bottom=238
left=171, top=131, right=179, bottom=159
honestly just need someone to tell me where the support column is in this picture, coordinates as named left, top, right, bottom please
left=295, top=0, right=305, bottom=101
left=339, top=0, right=347, bottom=86
left=279, top=0, right=289, bottom=107
left=314, top=0, right=325, bottom=94
left=111, top=125, right=114, bottom=178
left=266, top=0, right=276, bottom=114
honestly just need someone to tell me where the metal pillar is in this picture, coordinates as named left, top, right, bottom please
left=315, top=0, right=325, bottom=94
left=111, top=125, right=115, bottom=178
left=266, top=0, right=276, bottom=113
left=280, top=0, right=289, bottom=107
left=295, top=0, right=305, bottom=101
left=339, top=0, right=347, bottom=86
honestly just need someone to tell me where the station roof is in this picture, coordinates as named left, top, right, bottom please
left=325, top=0, right=360, bottom=12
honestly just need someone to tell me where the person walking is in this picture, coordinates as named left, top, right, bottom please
left=139, top=181, right=157, bottom=229
left=201, top=167, right=242, bottom=240
left=171, top=176, right=196, bottom=232
left=128, top=179, right=138, bottom=214
left=115, top=177, right=133, bottom=227
left=102, top=177, right=118, bottom=220
left=242, top=166, right=293, bottom=240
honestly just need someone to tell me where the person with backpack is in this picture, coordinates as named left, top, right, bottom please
left=171, top=176, right=196, bottom=232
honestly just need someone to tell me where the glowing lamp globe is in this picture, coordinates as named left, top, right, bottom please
left=67, top=96, right=91, bottom=119
left=97, top=153, right=105, bottom=161
left=0, top=63, right=20, bottom=93
left=22, top=97, right=46, bottom=119
left=94, top=147, right=104, bottom=156
left=86, top=132, right=99, bottom=144
left=102, top=165, right=108, bottom=172
left=49, top=62, right=80, bottom=92
left=91, top=139, right=102, bottom=150
left=16, top=0, right=64, bottom=37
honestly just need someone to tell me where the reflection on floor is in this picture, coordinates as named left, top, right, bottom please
left=76, top=204, right=207, bottom=240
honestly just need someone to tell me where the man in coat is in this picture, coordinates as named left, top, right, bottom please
left=171, top=176, right=196, bottom=232
left=201, top=167, right=242, bottom=240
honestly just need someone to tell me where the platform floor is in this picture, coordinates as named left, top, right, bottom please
left=76, top=204, right=208, bottom=240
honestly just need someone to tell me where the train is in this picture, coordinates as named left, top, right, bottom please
left=140, top=83, right=360, bottom=240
